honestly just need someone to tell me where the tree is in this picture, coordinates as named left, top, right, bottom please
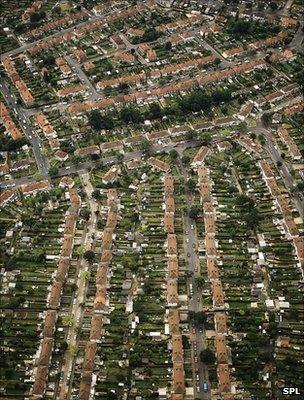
left=75, top=245, right=84, bottom=256
left=60, top=341, right=68, bottom=351
left=81, top=270, right=91, bottom=281
left=49, top=165, right=59, bottom=177
left=62, top=315, right=73, bottom=326
left=120, top=106, right=142, bottom=124
left=140, top=139, right=152, bottom=154
left=195, top=276, right=204, bottom=289
left=165, top=41, right=172, bottom=51
left=181, top=155, right=190, bottom=165
left=30, top=10, right=46, bottom=23
left=84, top=250, right=95, bottom=263
left=88, top=109, right=114, bottom=130
left=169, top=149, right=178, bottom=163
left=269, top=2, right=278, bottom=10
left=133, top=27, right=161, bottom=43
left=149, top=102, right=162, bottom=119
left=186, top=178, right=196, bottom=192
left=189, top=205, right=200, bottom=219
left=200, top=348, right=216, bottom=364
left=42, top=54, right=55, bottom=66
left=261, top=113, right=272, bottom=127
left=80, top=209, right=91, bottom=221
left=276, top=160, right=282, bottom=168
left=195, top=311, right=207, bottom=326
left=92, top=189, right=101, bottom=199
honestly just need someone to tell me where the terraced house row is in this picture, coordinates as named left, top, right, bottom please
left=30, top=184, right=81, bottom=399
left=79, top=189, right=119, bottom=400
left=163, top=173, right=186, bottom=399
left=68, top=59, right=266, bottom=113
left=197, top=163, right=233, bottom=398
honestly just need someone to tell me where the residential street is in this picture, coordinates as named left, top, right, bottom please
left=182, top=164, right=211, bottom=399
left=0, top=78, right=49, bottom=177
left=250, top=122, right=304, bottom=218
left=58, top=172, right=98, bottom=400
left=65, top=55, right=100, bottom=101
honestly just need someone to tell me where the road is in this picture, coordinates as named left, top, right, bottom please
left=65, top=55, right=100, bottom=101
left=58, top=172, right=98, bottom=400
left=290, top=21, right=304, bottom=53
left=0, top=79, right=49, bottom=178
left=0, top=5, right=129, bottom=61
left=119, top=33, right=148, bottom=65
left=182, top=164, right=211, bottom=399
left=0, top=138, right=206, bottom=189
left=196, top=34, right=232, bottom=68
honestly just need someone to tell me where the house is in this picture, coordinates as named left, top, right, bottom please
left=212, top=280, right=224, bottom=306
left=0, top=101, right=23, bottom=140
left=22, top=0, right=42, bottom=22
left=238, top=100, right=254, bottom=120
left=102, top=165, right=121, bottom=185
left=0, top=189, right=16, bottom=207
left=38, top=338, right=53, bottom=366
left=207, top=258, right=219, bottom=279
left=0, top=161, right=9, bottom=175
left=215, top=335, right=229, bottom=364
left=79, top=372, right=92, bottom=400
left=192, top=146, right=209, bottom=167
left=167, top=279, right=179, bottom=306
left=19, top=180, right=50, bottom=196
left=169, top=125, right=190, bottom=137
left=83, top=342, right=97, bottom=372
left=42, top=310, right=57, bottom=338
left=215, top=313, right=228, bottom=334
left=164, top=174, right=174, bottom=196
left=215, top=117, right=239, bottom=127
left=147, top=157, right=170, bottom=173
left=172, top=334, right=184, bottom=362
left=125, top=158, right=144, bottom=170
left=31, top=365, right=48, bottom=396
left=35, top=113, right=57, bottom=139
left=55, top=57, right=71, bottom=75
left=48, top=281, right=63, bottom=309
left=165, top=197, right=175, bottom=214
left=172, top=362, right=185, bottom=395
left=277, top=126, right=302, bottom=160
left=167, top=234, right=177, bottom=256
left=89, top=314, right=103, bottom=342
left=217, top=364, right=231, bottom=393
left=75, top=145, right=100, bottom=157
left=164, top=212, right=175, bottom=233
left=123, top=135, right=143, bottom=147
left=168, top=256, right=179, bottom=279
left=168, top=309, right=180, bottom=334
left=55, top=258, right=70, bottom=282
left=110, top=34, right=126, bottom=49
left=146, top=130, right=170, bottom=142
left=54, top=150, right=68, bottom=162
left=57, top=84, right=85, bottom=97
left=100, top=140, right=123, bottom=152
left=204, top=213, right=216, bottom=235
left=217, top=141, right=232, bottom=152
